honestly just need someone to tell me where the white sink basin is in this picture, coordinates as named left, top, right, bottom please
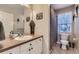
left=14, top=35, right=33, bottom=41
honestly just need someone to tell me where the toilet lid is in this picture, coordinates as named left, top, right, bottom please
left=60, top=40, right=68, bottom=44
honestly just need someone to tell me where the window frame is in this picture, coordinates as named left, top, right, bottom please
left=57, top=11, right=73, bottom=33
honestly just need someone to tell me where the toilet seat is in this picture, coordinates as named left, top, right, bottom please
left=60, top=40, right=68, bottom=45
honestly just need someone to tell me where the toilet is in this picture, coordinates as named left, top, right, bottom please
left=60, top=33, right=69, bottom=50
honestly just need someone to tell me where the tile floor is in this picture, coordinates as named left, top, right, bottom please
left=51, top=44, right=79, bottom=54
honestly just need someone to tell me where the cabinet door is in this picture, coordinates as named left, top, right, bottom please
left=29, top=37, right=42, bottom=54
left=20, top=42, right=30, bottom=54
left=1, top=46, right=20, bottom=54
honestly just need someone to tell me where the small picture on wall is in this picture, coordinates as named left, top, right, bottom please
left=26, top=16, right=30, bottom=22
left=36, top=12, right=43, bottom=20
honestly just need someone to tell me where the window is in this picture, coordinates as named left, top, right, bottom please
left=57, top=12, right=72, bottom=33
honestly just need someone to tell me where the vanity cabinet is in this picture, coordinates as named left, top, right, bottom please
left=1, top=46, right=20, bottom=54
left=20, top=37, right=42, bottom=54
left=0, top=37, right=43, bottom=54
left=29, top=37, right=42, bottom=54
left=20, top=42, right=30, bottom=54
left=21, top=37, right=42, bottom=54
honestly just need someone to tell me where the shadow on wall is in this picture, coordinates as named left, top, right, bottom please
left=0, top=21, right=5, bottom=41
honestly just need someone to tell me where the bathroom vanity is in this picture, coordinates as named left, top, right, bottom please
left=0, top=35, right=43, bottom=54
left=0, top=5, right=44, bottom=54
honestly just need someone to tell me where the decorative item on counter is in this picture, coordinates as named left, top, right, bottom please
left=9, top=30, right=14, bottom=39
left=26, top=16, right=30, bottom=22
left=29, top=20, right=35, bottom=35
left=36, top=12, right=43, bottom=20
left=9, top=30, right=19, bottom=39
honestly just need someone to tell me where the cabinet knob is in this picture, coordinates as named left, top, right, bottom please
left=39, top=39, right=41, bottom=41
left=31, top=47, right=33, bottom=50
left=30, top=43, right=32, bottom=45
left=9, top=53, right=13, bottom=54
left=29, top=49, right=31, bottom=51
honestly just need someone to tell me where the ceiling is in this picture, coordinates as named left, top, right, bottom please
left=0, top=4, right=25, bottom=15
left=51, top=4, right=73, bottom=10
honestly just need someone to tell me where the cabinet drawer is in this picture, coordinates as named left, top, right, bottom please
left=29, top=37, right=42, bottom=54
left=20, top=42, right=30, bottom=54
left=1, top=46, right=20, bottom=54
left=20, top=37, right=42, bottom=54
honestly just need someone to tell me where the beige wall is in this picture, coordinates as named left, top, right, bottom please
left=24, top=7, right=32, bottom=34
left=74, top=17, right=79, bottom=37
left=24, top=4, right=50, bottom=53
left=13, top=15, right=25, bottom=33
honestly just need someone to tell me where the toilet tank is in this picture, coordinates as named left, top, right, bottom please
left=60, top=33, right=69, bottom=40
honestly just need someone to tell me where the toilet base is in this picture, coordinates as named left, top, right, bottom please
left=62, top=45, right=67, bottom=50
left=60, top=44, right=69, bottom=50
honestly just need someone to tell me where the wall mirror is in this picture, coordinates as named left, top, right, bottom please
left=0, top=4, right=33, bottom=38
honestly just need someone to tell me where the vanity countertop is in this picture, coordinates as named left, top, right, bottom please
left=0, top=35, right=43, bottom=53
